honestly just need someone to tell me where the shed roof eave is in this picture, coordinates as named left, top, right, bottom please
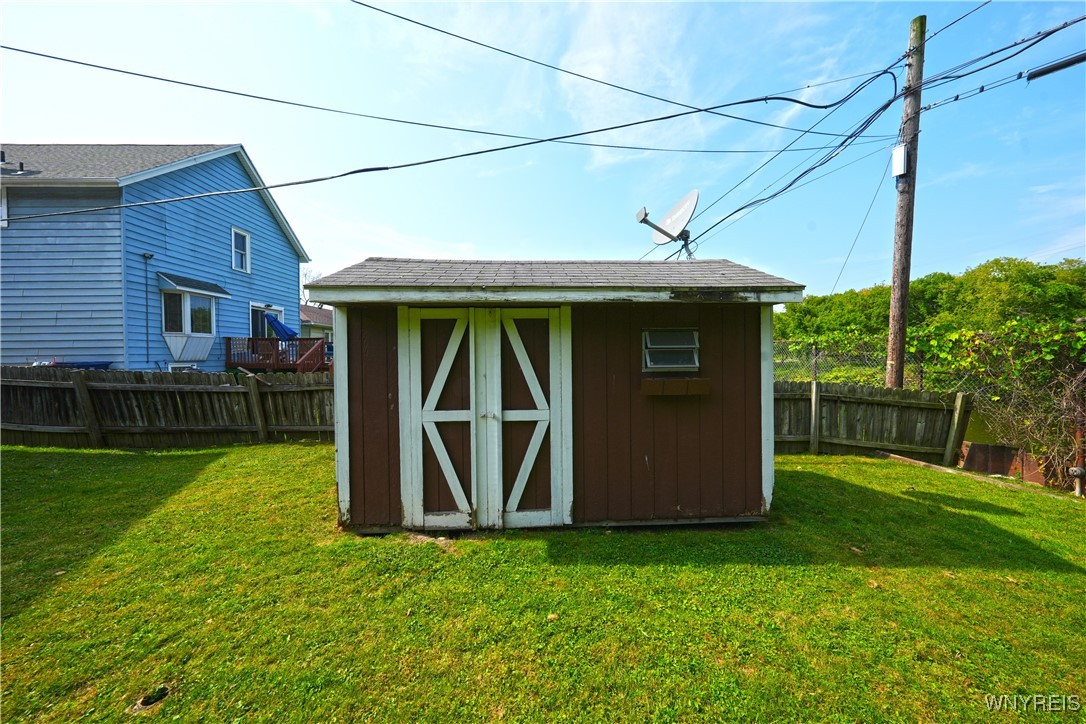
left=307, top=286, right=804, bottom=305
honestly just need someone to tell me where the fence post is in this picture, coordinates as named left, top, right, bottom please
left=71, top=371, right=104, bottom=448
left=245, top=375, right=269, bottom=442
left=811, top=341, right=818, bottom=382
left=942, top=392, right=967, bottom=467
left=809, top=380, right=820, bottom=454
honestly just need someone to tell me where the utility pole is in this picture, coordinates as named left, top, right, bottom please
left=885, top=14, right=926, bottom=388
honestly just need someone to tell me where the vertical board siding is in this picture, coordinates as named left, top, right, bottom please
left=345, top=307, right=401, bottom=526
left=1, top=188, right=125, bottom=365
left=572, top=303, right=765, bottom=523
left=603, top=306, right=633, bottom=520
left=122, top=153, right=303, bottom=371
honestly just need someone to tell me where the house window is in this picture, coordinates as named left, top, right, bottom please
left=251, top=304, right=284, bottom=337
left=232, top=228, right=251, bottom=273
left=0, top=187, right=7, bottom=228
left=643, top=329, right=700, bottom=372
left=162, top=291, right=215, bottom=335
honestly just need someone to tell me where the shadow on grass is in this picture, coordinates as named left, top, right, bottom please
left=544, top=470, right=1083, bottom=574
left=0, top=447, right=224, bottom=621
left=900, top=490, right=1024, bottom=517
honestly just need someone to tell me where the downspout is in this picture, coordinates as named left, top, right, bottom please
left=119, top=189, right=129, bottom=370
left=143, top=253, right=154, bottom=366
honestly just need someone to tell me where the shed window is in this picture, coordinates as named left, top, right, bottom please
left=643, top=329, right=699, bottom=371
left=232, top=228, right=251, bottom=272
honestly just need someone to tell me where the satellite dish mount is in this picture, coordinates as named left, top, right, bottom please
left=636, top=189, right=699, bottom=259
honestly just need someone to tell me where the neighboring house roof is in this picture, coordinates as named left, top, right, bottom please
left=1, top=143, right=310, bottom=262
left=0, top=144, right=231, bottom=181
left=308, top=257, right=804, bottom=305
left=300, top=304, right=334, bottom=328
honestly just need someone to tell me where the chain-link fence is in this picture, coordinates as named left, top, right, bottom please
left=774, top=339, right=988, bottom=395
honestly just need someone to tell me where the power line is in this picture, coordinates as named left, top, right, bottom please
left=691, top=70, right=899, bottom=231
left=640, top=141, right=895, bottom=260
left=917, top=48, right=1085, bottom=113
left=1, top=83, right=898, bottom=223
left=831, top=157, right=893, bottom=294
left=685, top=14, right=1084, bottom=253
left=0, top=44, right=896, bottom=153
left=350, top=0, right=900, bottom=140
left=920, top=73, right=1022, bottom=112
left=919, top=14, right=1085, bottom=90
left=923, top=1, right=991, bottom=49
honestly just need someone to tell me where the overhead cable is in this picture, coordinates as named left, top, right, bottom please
left=830, top=157, right=893, bottom=294
left=692, top=68, right=898, bottom=224
left=0, top=45, right=896, bottom=152
left=0, top=81, right=900, bottom=223
left=687, top=14, right=1084, bottom=252
left=350, top=0, right=900, bottom=139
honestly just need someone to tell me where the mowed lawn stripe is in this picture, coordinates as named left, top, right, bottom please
left=2, top=445, right=1083, bottom=720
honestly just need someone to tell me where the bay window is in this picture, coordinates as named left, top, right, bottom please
left=162, top=291, right=215, bottom=335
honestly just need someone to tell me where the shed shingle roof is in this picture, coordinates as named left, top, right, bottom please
left=312, top=257, right=802, bottom=291
left=1, top=144, right=233, bottom=180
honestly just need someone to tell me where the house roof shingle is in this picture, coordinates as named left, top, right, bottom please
left=312, top=257, right=803, bottom=291
left=1, top=144, right=233, bottom=181
left=300, top=304, right=334, bottom=327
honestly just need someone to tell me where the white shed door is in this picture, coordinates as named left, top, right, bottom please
left=398, top=307, right=572, bottom=529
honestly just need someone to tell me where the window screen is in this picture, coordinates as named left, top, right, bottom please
left=643, top=329, right=700, bottom=371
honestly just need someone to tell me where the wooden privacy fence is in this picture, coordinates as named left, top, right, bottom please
left=3, top=368, right=970, bottom=463
left=774, top=381, right=972, bottom=466
left=0, top=366, right=333, bottom=449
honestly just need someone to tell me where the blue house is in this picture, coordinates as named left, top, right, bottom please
left=1, top=144, right=311, bottom=371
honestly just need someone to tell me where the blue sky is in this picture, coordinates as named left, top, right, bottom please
left=2, top=1, right=1083, bottom=295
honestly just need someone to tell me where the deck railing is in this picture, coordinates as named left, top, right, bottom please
left=225, top=337, right=327, bottom=373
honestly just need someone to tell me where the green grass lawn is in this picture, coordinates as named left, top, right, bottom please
left=2, top=444, right=1083, bottom=721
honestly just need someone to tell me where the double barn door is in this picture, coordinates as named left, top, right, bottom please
left=398, top=307, right=572, bottom=529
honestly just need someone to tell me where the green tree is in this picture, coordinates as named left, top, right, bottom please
left=926, top=257, right=1086, bottom=329
left=775, top=257, right=1086, bottom=339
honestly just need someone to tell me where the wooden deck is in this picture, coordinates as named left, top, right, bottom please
left=225, top=337, right=328, bottom=373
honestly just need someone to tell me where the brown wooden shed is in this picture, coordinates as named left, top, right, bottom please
left=307, top=258, right=803, bottom=531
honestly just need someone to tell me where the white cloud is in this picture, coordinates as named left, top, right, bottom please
left=291, top=203, right=477, bottom=277
left=556, top=4, right=703, bottom=169
left=920, top=162, right=989, bottom=189
left=1026, top=229, right=1086, bottom=262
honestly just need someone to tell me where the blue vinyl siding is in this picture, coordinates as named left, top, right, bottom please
left=0, top=187, right=125, bottom=366
left=122, top=153, right=302, bottom=371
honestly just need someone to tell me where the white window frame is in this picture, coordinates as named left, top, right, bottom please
left=642, top=328, right=700, bottom=372
left=250, top=303, right=285, bottom=338
left=1, top=186, right=8, bottom=228
left=162, top=291, right=216, bottom=336
left=232, top=227, right=251, bottom=273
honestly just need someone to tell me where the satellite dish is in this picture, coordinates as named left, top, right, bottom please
left=636, top=189, right=699, bottom=258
